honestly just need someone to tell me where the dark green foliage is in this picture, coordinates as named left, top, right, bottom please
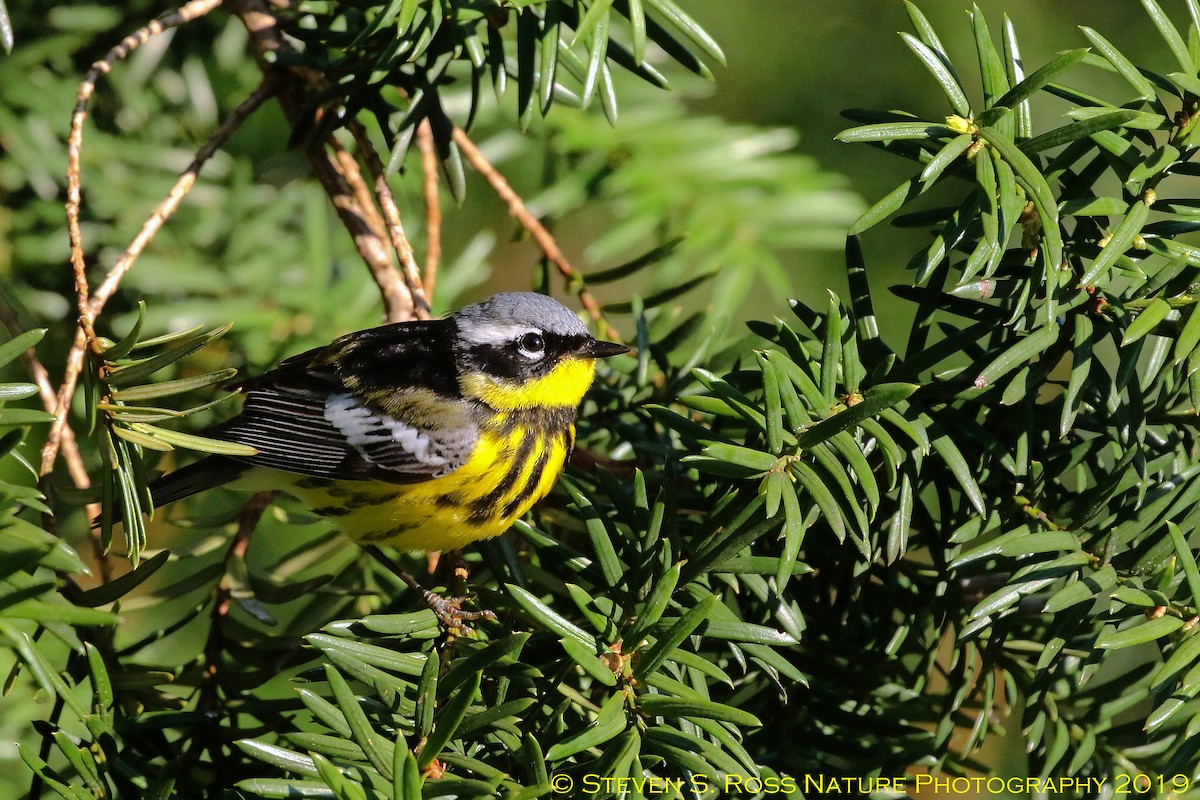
left=283, top=0, right=723, bottom=144
left=93, top=307, right=254, bottom=564
left=829, top=0, right=1200, bottom=783
left=6, top=1, right=1200, bottom=798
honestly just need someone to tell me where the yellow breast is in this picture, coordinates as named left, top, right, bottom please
left=283, top=414, right=573, bottom=551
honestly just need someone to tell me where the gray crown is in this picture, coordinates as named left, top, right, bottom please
left=453, top=292, right=588, bottom=338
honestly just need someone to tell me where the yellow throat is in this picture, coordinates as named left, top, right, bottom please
left=459, top=356, right=598, bottom=410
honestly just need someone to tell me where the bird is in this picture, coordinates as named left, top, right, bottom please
left=141, top=292, right=628, bottom=559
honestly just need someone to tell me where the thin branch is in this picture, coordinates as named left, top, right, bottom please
left=65, top=0, right=225, bottom=357
left=417, top=119, right=442, bottom=298
left=42, top=335, right=86, bottom=479
left=91, top=80, right=277, bottom=314
left=313, top=144, right=417, bottom=321
left=331, top=138, right=387, bottom=242
left=64, top=0, right=226, bottom=359
left=0, top=291, right=110, bottom=576
left=42, top=71, right=273, bottom=478
left=17, top=6, right=225, bottom=587
left=350, top=121, right=431, bottom=321
left=53, top=0, right=227, bottom=479
left=451, top=126, right=619, bottom=339
left=0, top=291, right=111, bottom=578
left=49, top=0, right=228, bottom=481
left=229, top=0, right=424, bottom=323
left=47, top=0, right=228, bottom=479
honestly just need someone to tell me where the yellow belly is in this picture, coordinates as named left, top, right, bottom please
left=278, top=423, right=573, bottom=551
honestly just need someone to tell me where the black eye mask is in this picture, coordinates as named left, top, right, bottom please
left=463, top=332, right=589, bottom=382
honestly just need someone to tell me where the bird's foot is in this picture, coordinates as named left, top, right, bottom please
left=419, top=589, right=498, bottom=630
left=365, top=546, right=496, bottom=632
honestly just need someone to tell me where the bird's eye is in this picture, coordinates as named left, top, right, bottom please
left=518, top=332, right=546, bottom=357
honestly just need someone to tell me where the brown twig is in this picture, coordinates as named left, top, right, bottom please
left=331, top=138, right=387, bottom=242
left=350, top=121, right=431, bottom=321
left=91, top=80, right=277, bottom=315
left=417, top=119, right=442, bottom=298
left=64, top=0, right=226, bottom=360
left=64, top=0, right=225, bottom=358
left=450, top=127, right=618, bottom=339
left=45, top=4, right=225, bottom=568
left=314, top=144, right=417, bottom=321
left=0, top=291, right=110, bottom=576
left=41, top=335, right=86, bottom=480
left=230, top=0, right=424, bottom=323
left=42, top=70, right=273, bottom=479
left=329, top=136, right=417, bottom=321
left=46, top=0, right=228, bottom=480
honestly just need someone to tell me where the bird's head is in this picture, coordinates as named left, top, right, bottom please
left=452, top=292, right=627, bottom=410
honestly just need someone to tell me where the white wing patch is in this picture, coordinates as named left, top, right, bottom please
left=325, top=393, right=449, bottom=468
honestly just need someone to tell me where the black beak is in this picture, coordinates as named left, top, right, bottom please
left=580, top=338, right=630, bottom=359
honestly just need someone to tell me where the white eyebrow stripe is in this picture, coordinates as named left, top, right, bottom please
left=459, top=323, right=540, bottom=346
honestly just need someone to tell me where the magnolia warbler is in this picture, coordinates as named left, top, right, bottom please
left=145, top=292, right=628, bottom=552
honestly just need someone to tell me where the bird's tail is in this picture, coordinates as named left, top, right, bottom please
left=97, top=456, right=250, bottom=527
left=148, top=456, right=249, bottom=508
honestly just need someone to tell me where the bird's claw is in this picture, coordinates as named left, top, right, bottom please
left=420, top=589, right=497, bottom=631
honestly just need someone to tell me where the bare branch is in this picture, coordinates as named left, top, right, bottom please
left=0, top=290, right=108, bottom=576
left=43, top=71, right=273, bottom=478
left=350, top=121, right=431, bottom=321
left=417, top=120, right=443, bottom=298
left=48, top=0, right=228, bottom=478
left=312, top=144, right=417, bottom=322
left=90, top=80, right=276, bottom=313
left=230, top=0, right=424, bottom=323
left=66, top=0, right=226, bottom=358
left=451, top=127, right=619, bottom=339
left=41, top=330, right=90, bottom=480
left=332, top=138, right=387, bottom=242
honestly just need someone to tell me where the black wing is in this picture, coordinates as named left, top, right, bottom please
left=211, top=319, right=479, bottom=484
